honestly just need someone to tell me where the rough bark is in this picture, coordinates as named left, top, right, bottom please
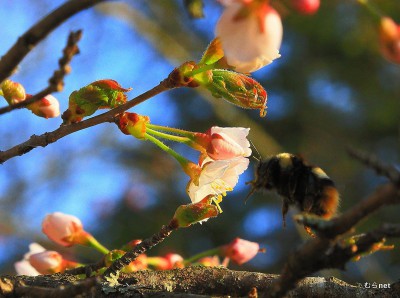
left=1, top=267, right=399, bottom=298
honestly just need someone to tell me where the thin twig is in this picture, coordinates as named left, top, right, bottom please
left=0, top=79, right=174, bottom=163
left=347, top=146, right=400, bottom=185
left=0, top=0, right=108, bottom=84
left=268, top=184, right=400, bottom=298
left=0, top=30, right=82, bottom=115
left=103, top=221, right=178, bottom=278
left=64, top=259, right=105, bottom=277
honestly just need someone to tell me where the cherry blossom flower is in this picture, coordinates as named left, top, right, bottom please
left=14, top=243, right=46, bottom=276
left=194, top=126, right=251, bottom=161
left=215, top=1, right=283, bottom=73
left=28, top=94, right=60, bottom=118
left=379, top=17, right=400, bottom=64
left=187, top=156, right=250, bottom=203
left=42, top=212, right=87, bottom=247
left=220, top=237, right=259, bottom=265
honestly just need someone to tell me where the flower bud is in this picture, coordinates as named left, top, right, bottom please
left=42, top=212, right=88, bottom=247
left=220, top=238, right=259, bottom=265
left=291, top=0, right=320, bottom=15
left=15, top=243, right=46, bottom=276
left=204, top=70, right=267, bottom=117
left=27, top=94, right=60, bottom=118
left=1, top=79, right=26, bottom=104
left=118, top=112, right=150, bottom=140
left=172, top=197, right=219, bottom=228
left=379, top=17, right=400, bottom=64
left=28, top=251, right=64, bottom=274
left=197, top=256, right=220, bottom=267
left=62, top=79, right=131, bottom=124
left=148, top=253, right=184, bottom=270
left=215, top=2, right=282, bottom=73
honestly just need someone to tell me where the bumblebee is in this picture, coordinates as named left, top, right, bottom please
left=247, top=153, right=339, bottom=227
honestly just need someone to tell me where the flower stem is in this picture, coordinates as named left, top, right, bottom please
left=186, top=63, right=215, bottom=76
left=145, top=133, right=192, bottom=169
left=146, top=124, right=195, bottom=138
left=86, top=235, right=110, bottom=255
left=357, top=0, right=382, bottom=20
left=146, top=128, right=192, bottom=144
left=183, top=247, right=221, bottom=265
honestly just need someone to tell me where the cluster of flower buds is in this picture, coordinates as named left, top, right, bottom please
left=61, top=79, right=132, bottom=124
left=15, top=212, right=261, bottom=275
left=0, top=79, right=60, bottom=118
left=118, top=112, right=252, bottom=210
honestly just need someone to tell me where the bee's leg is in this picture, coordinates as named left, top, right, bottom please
left=304, top=225, right=316, bottom=238
left=302, top=195, right=314, bottom=213
left=281, top=200, right=289, bottom=228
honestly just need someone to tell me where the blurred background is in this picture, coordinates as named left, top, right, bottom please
left=0, top=0, right=399, bottom=285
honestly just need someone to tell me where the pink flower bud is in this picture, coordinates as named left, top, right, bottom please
left=118, top=112, right=150, bottom=139
left=42, top=212, right=87, bottom=247
left=215, top=2, right=282, bottom=72
left=1, top=79, right=26, bottom=104
left=15, top=243, right=46, bottom=276
left=27, top=94, right=60, bottom=118
left=220, top=238, right=259, bottom=265
left=379, top=17, right=400, bottom=64
left=291, top=0, right=320, bottom=15
left=28, top=251, right=64, bottom=274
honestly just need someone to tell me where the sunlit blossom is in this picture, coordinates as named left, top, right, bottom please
left=187, top=156, right=250, bottom=203
left=14, top=243, right=46, bottom=276
left=42, top=212, right=86, bottom=247
left=195, top=126, right=251, bottom=161
left=220, top=237, right=259, bottom=265
left=215, top=1, right=282, bottom=72
left=29, top=251, right=64, bottom=274
left=28, top=94, right=60, bottom=118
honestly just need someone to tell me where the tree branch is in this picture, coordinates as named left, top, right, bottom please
left=0, top=80, right=174, bottom=163
left=347, top=146, right=400, bottom=185
left=268, top=183, right=400, bottom=298
left=1, top=267, right=398, bottom=297
left=103, top=221, right=178, bottom=278
left=0, top=30, right=82, bottom=115
left=0, top=0, right=108, bottom=84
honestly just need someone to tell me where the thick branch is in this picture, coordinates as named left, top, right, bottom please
left=0, top=0, right=108, bottom=84
left=1, top=267, right=398, bottom=298
left=0, top=30, right=82, bottom=115
left=0, top=80, right=173, bottom=163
